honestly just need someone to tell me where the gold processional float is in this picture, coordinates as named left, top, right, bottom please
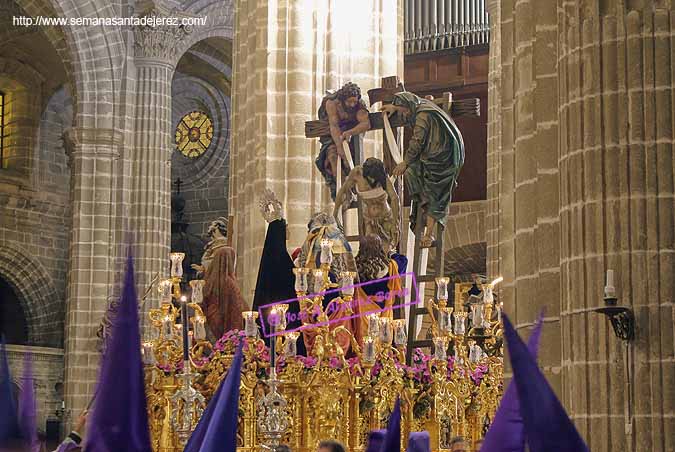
left=143, top=249, right=505, bottom=452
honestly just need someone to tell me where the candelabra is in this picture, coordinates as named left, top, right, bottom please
left=424, top=276, right=504, bottom=367
left=145, top=252, right=208, bottom=448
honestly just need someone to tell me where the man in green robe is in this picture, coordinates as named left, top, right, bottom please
left=383, top=92, right=465, bottom=247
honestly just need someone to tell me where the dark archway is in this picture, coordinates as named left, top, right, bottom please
left=0, top=276, right=29, bottom=344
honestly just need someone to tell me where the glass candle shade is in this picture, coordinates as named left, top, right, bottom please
left=340, top=271, right=356, bottom=296
left=469, top=343, right=484, bottom=363
left=161, top=313, right=174, bottom=338
left=363, top=336, right=376, bottom=363
left=367, top=313, right=380, bottom=337
left=270, top=305, right=288, bottom=332
left=471, top=303, right=484, bottom=328
left=454, top=312, right=467, bottom=336
left=293, top=268, right=309, bottom=293
left=433, top=336, right=449, bottom=361
left=393, top=319, right=407, bottom=346
left=435, top=277, right=450, bottom=301
left=483, top=286, right=494, bottom=305
left=193, top=314, right=207, bottom=340
left=242, top=311, right=259, bottom=337
left=190, top=280, right=205, bottom=304
left=284, top=332, right=299, bottom=357
left=438, top=307, right=454, bottom=334
left=379, top=317, right=393, bottom=344
left=169, top=252, right=185, bottom=278
left=142, top=341, right=156, bottom=366
left=313, top=269, right=325, bottom=294
left=320, top=239, right=334, bottom=265
left=158, top=279, right=173, bottom=304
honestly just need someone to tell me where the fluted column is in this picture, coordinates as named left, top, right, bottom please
left=63, top=127, right=123, bottom=416
left=231, top=0, right=403, bottom=298
left=131, top=14, right=188, bottom=314
left=558, top=6, right=675, bottom=451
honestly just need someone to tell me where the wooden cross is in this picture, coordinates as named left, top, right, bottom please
left=304, top=76, right=480, bottom=141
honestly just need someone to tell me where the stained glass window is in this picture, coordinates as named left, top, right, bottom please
left=0, top=91, right=6, bottom=169
left=175, top=111, right=213, bottom=158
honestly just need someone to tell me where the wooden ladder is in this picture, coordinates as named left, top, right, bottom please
left=404, top=210, right=445, bottom=364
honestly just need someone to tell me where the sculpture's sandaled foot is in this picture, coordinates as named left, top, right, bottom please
left=420, top=234, right=435, bottom=248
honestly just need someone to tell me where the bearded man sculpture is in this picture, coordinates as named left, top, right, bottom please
left=383, top=92, right=465, bottom=247
left=192, top=217, right=246, bottom=339
left=315, top=82, right=371, bottom=199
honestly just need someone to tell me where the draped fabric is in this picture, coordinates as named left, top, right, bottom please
left=203, top=246, right=245, bottom=340
left=392, top=92, right=465, bottom=231
left=355, top=260, right=403, bottom=340
left=252, top=219, right=304, bottom=354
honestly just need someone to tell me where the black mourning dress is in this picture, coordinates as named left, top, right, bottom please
left=252, top=219, right=306, bottom=355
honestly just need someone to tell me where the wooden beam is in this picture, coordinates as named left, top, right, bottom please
left=304, top=98, right=480, bottom=138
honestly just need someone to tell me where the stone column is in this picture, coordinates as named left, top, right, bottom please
left=63, top=127, right=123, bottom=416
left=131, top=13, right=188, bottom=315
left=485, top=0, right=501, bottom=279
left=230, top=0, right=403, bottom=297
left=558, top=5, right=675, bottom=451
left=489, top=0, right=563, bottom=390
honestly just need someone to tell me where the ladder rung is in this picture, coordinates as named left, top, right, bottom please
left=345, top=235, right=361, bottom=241
left=413, top=307, right=428, bottom=316
left=417, top=274, right=437, bottom=283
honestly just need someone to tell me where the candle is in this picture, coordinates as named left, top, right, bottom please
left=435, top=277, right=450, bottom=301
left=320, top=239, right=333, bottom=265
left=604, top=269, right=616, bottom=298
left=471, top=303, right=484, bottom=327
left=161, top=312, right=173, bottom=338
left=193, top=313, right=206, bottom=340
left=363, top=336, right=376, bottom=363
left=158, top=279, right=173, bottom=304
left=439, top=307, right=454, bottom=333
left=270, top=332, right=276, bottom=371
left=433, top=336, right=448, bottom=361
left=242, top=311, right=259, bottom=337
left=393, top=319, right=407, bottom=346
left=469, top=343, right=484, bottom=363
left=293, top=268, right=309, bottom=293
left=483, top=286, right=494, bottom=305
left=180, top=296, right=189, bottom=362
left=190, top=280, right=205, bottom=304
left=142, top=341, right=156, bottom=365
left=340, top=271, right=356, bottom=296
left=170, top=252, right=185, bottom=278
left=367, top=313, right=380, bottom=337
left=379, top=317, right=393, bottom=344
left=313, top=269, right=325, bottom=294
left=284, top=332, right=299, bottom=357
left=454, top=312, right=467, bottom=336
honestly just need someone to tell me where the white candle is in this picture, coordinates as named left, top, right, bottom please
left=604, top=269, right=616, bottom=298
left=169, top=252, right=185, bottom=278
left=320, top=239, right=334, bottom=265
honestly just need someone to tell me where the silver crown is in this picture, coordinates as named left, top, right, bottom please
left=259, top=188, right=283, bottom=223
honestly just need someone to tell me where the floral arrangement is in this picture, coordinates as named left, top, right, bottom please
left=152, top=330, right=491, bottom=389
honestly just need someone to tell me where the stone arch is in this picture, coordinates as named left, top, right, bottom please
left=14, top=0, right=126, bottom=130
left=0, top=243, right=61, bottom=347
left=176, top=0, right=235, bottom=57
